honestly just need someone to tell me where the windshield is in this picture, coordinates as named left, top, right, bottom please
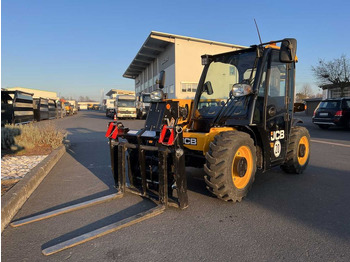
left=319, top=101, right=340, bottom=109
left=117, top=100, right=135, bottom=107
left=142, top=94, right=151, bottom=103
left=196, top=51, right=257, bottom=119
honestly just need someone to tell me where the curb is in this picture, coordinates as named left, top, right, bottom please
left=1, top=144, right=67, bottom=232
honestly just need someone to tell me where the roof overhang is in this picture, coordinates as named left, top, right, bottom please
left=106, top=89, right=118, bottom=96
left=320, top=84, right=336, bottom=90
left=106, top=89, right=135, bottom=97
left=123, top=31, right=247, bottom=79
left=320, top=84, right=350, bottom=90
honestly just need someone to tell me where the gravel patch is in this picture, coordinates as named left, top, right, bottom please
left=1, top=155, right=48, bottom=180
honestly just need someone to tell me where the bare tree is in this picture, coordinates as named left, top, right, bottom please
left=312, top=54, right=350, bottom=97
left=84, top=96, right=93, bottom=102
left=301, top=84, right=313, bottom=98
left=314, top=92, right=323, bottom=98
left=296, top=84, right=313, bottom=101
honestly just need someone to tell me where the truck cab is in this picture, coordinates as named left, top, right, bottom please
left=67, top=100, right=78, bottom=114
left=64, top=102, right=73, bottom=115
left=115, top=95, right=137, bottom=119
left=136, top=93, right=151, bottom=119
left=105, top=98, right=116, bottom=117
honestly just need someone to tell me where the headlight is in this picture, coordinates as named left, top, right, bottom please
left=150, top=89, right=164, bottom=101
left=231, top=84, right=253, bottom=97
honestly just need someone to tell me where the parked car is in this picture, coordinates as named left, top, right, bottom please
left=312, top=97, right=350, bottom=129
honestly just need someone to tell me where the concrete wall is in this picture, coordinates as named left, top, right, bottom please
left=79, top=104, right=88, bottom=110
left=304, top=98, right=322, bottom=116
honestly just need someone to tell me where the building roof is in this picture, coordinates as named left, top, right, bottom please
left=123, top=31, right=247, bottom=79
left=106, top=89, right=135, bottom=96
left=5, top=87, right=58, bottom=99
left=304, top=98, right=322, bottom=102
left=320, top=83, right=350, bottom=90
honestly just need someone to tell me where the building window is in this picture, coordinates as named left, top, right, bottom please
left=330, top=87, right=350, bottom=98
left=181, top=82, right=198, bottom=93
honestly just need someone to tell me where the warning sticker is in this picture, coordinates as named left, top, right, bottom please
left=273, top=140, right=281, bottom=157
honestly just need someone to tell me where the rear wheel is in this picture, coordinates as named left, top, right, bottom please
left=281, top=126, right=310, bottom=174
left=204, top=131, right=256, bottom=202
left=346, top=119, right=350, bottom=130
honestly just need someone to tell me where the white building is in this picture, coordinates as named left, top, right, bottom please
left=321, top=84, right=350, bottom=99
left=123, top=31, right=246, bottom=99
left=77, top=101, right=100, bottom=110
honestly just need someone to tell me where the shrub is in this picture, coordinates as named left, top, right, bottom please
left=1, top=127, right=21, bottom=150
left=3, top=123, right=66, bottom=151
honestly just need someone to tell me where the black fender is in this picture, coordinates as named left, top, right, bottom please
left=292, top=118, right=303, bottom=127
left=234, top=125, right=258, bottom=146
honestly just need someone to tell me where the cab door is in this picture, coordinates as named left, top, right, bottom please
left=264, top=50, right=293, bottom=165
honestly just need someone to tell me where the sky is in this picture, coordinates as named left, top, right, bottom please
left=2, top=0, right=350, bottom=100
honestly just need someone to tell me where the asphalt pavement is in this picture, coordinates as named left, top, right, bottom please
left=2, top=111, right=350, bottom=262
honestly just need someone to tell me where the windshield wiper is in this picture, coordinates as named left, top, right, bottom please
left=211, top=96, right=234, bottom=124
left=212, top=96, right=250, bottom=126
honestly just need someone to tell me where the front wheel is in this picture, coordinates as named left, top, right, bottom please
left=204, top=131, right=256, bottom=202
left=281, top=126, right=310, bottom=174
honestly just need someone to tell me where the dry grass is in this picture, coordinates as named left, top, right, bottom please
left=3, top=123, right=67, bottom=152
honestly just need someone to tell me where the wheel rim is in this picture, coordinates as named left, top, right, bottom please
left=232, top=146, right=253, bottom=189
left=297, top=136, right=309, bottom=166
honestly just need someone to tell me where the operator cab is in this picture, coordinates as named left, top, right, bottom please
left=191, top=39, right=296, bottom=132
left=192, top=49, right=257, bottom=131
left=190, top=38, right=297, bottom=168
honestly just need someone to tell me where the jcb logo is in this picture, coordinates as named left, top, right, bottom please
left=271, top=130, right=285, bottom=141
left=183, top=138, right=197, bottom=145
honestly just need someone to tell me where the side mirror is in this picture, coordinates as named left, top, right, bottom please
left=203, top=81, right=213, bottom=95
left=156, top=70, right=166, bottom=89
left=179, top=105, right=189, bottom=120
left=294, top=102, right=306, bottom=112
left=280, top=38, right=297, bottom=63
left=201, top=54, right=213, bottom=65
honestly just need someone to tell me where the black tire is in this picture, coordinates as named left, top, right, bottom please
left=281, top=126, right=310, bottom=174
left=346, top=119, right=350, bottom=130
left=318, top=124, right=330, bottom=130
left=204, top=131, right=256, bottom=202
